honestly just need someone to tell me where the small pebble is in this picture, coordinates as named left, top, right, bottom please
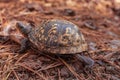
left=63, top=9, right=75, bottom=16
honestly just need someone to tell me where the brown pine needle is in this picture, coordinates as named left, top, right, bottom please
left=103, top=52, right=115, bottom=59
left=0, top=52, right=15, bottom=56
left=3, top=71, right=12, bottom=80
left=12, top=69, right=19, bottom=80
left=15, top=52, right=29, bottom=64
left=16, top=63, right=47, bottom=80
left=58, top=68, right=62, bottom=80
left=58, top=57, right=82, bottom=80
left=104, top=60, right=120, bottom=70
left=40, top=62, right=62, bottom=71
left=96, top=55, right=120, bottom=71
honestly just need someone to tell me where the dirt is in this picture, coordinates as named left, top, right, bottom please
left=0, top=0, right=120, bottom=80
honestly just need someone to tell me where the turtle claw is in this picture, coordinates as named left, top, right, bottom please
left=75, top=54, right=94, bottom=68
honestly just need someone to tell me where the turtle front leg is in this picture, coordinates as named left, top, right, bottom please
left=18, top=38, right=29, bottom=53
left=75, top=54, right=94, bottom=68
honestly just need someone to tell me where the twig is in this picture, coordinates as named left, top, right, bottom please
left=39, top=62, right=62, bottom=71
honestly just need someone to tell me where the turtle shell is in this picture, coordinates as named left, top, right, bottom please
left=28, top=19, right=87, bottom=54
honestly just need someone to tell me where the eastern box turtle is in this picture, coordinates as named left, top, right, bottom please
left=16, top=19, right=94, bottom=68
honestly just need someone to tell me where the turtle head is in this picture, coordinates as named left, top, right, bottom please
left=16, top=22, right=32, bottom=37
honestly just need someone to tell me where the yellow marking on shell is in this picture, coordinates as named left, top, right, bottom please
left=73, top=25, right=78, bottom=29
left=35, top=31, right=40, bottom=39
left=63, top=33, right=71, bottom=37
left=44, top=38, right=47, bottom=41
left=41, top=29, right=44, bottom=34
left=81, top=33, right=85, bottom=42
left=41, top=35, right=44, bottom=40
left=75, top=33, right=80, bottom=40
left=59, top=27, right=74, bottom=46
left=39, top=38, right=41, bottom=41
left=48, top=25, right=57, bottom=35
left=53, top=24, right=58, bottom=26
left=66, top=27, right=72, bottom=34
left=73, top=33, right=80, bottom=46
left=54, top=39, right=57, bottom=42
left=59, top=36, right=68, bottom=45
left=39, top=26, right=42, bottom=29
left=60, top=36, right=71, bottom=46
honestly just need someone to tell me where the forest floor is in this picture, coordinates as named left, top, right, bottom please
left=0, top=0, right=120, bottom=80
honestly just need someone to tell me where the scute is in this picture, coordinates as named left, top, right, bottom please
left=28, top=19, right=87, bottom=54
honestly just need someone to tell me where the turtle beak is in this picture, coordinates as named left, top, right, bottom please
left=16, top=21, right=30, bottom=37
left=16, top=22, right=26, bottom=31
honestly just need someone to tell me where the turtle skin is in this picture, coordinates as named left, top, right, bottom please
left=16, top=19, right=94, bottom=68
left=28, top=19, right=87, bottom=54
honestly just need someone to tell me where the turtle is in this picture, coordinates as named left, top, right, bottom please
left=16, top=19, right=94, bottom=68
